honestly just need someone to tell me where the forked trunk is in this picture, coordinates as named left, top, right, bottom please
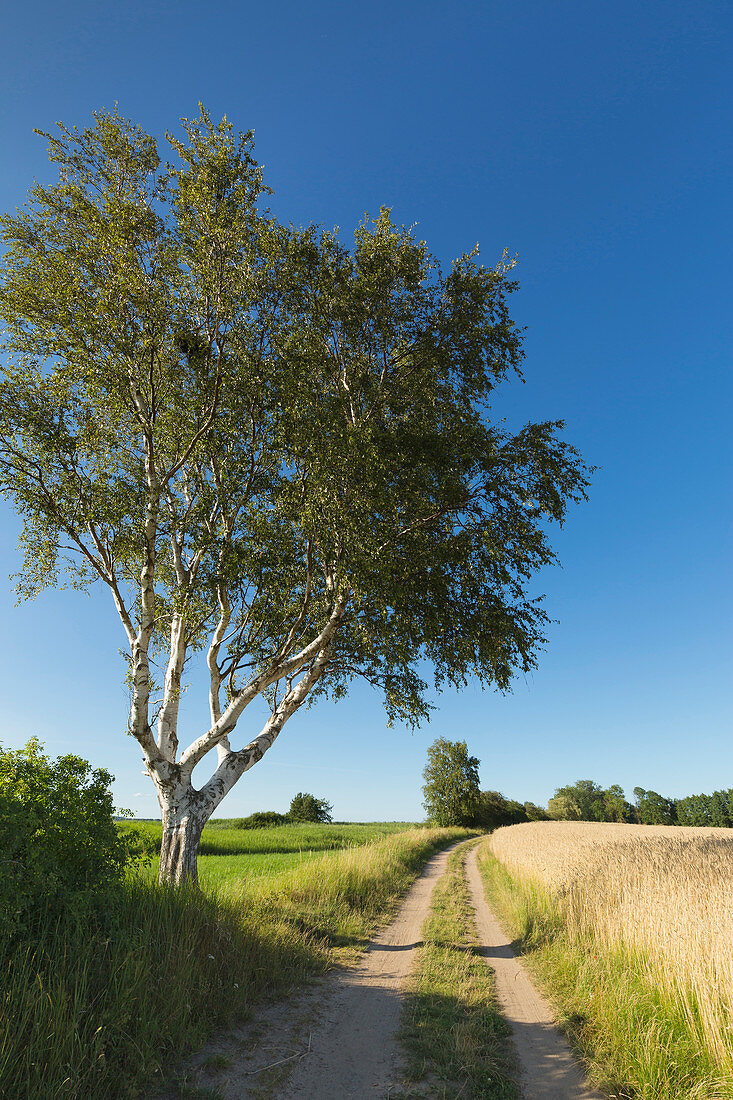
left=159, top=804, right=206, bottom=885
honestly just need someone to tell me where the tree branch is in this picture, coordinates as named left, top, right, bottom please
left=178, top=588, right=349, bottom=777
left=197, top=637, right=335, bottom=812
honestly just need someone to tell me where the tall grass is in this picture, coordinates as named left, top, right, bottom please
left=0, top=880, right=315, bottom=1100
left=482, top=822, right=733, bottom=1099
left=120, top=819, right=418, bottom=886
left=229, top=826, right=473, bottom=958
left=1, top=825, right=467, bottom=1100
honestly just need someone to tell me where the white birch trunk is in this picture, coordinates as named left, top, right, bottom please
left=158, top=797, right=208, bottom=885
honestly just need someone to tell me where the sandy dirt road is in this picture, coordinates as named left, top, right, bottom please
left=275, top=838, right=464, bottom=1099
left=465, top=843, right=604, bottom=1100
left=169, top=839, right=462, bottom=1100
left=160, top=840, right=605, bottom=1099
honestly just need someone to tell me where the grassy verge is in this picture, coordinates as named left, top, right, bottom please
left=0, top=826, right=468, bottom=1100
left=478, top=842, right=733, bottom=1100
left=400, top=840, right=518, bottom=1099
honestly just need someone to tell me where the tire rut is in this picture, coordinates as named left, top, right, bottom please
left=277, top=838, right=464, bottom=1099
left=158, top=839, right=464, bottom=1100
left=464, top=843, right=604, bottom=1100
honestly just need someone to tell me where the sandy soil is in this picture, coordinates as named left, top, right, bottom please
left=276, top=839, right=463, bottom=1099
left=161, top=839, right=462, bottom=1099
left=157, top=840, right=606, bottom=1099
left=465, top=843, right=604, bottom=1100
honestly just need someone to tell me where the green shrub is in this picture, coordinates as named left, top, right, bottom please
left=230, top=811, right=291, bottom=829
left=0, top=738, right=141, bottom=943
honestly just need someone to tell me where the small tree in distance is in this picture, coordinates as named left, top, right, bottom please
left=422, top=738, right=481, bottom=826
left=289, top=792, right=333, bottom=823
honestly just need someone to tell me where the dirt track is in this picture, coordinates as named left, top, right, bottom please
left=465, top=844, right=603, bottom=1100
left=167, top=840, right=461, bottom=1099
left=276, top=839, right=462, bottom=1098
left=163, top=839, right=604, bottom=1099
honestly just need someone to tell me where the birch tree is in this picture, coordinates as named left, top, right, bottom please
left=0, top=109, right=591, bottom=882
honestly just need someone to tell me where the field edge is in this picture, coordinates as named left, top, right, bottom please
left=477, top=838, right=733, bottom=1100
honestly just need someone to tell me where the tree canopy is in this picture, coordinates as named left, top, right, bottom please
left=633, top=787, right=677, bottom=826
left=288, top=792, right=333, bottom=823
left=422, top=737, right=482, bottom=826
left=548, top=779, right=609, bottom=821
left=477, top=789, right=550, bottom=829
left=0, top=108, right=591, bottom=880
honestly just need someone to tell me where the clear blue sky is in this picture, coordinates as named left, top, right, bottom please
left=0, top=0, right=730, bottom=820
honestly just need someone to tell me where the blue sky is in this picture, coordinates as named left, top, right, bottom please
left=0, top=0, right=730, bottom=821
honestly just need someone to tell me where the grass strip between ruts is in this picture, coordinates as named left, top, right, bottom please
left=400, top=839, right=519, bottom=1099
left=477, top=842, right=733, bottom=1100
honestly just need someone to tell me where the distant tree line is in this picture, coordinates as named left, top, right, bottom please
left=421, top=737, right=550, bottom=829
left=477, top=790, right=550, bottom=829
left=419, top=737, right=733, bottom=832
left=548, top=779, right=733, bottom=827
left=674, top=790, right=733, bottom=827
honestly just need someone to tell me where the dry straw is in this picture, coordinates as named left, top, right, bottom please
left=489, top=822, right=733, bottom=1074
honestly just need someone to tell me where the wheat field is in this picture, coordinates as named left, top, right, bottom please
left=487, top=821, right=733, bottom=1076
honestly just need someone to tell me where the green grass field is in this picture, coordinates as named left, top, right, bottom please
left=122, top=819, right=416, bottom=887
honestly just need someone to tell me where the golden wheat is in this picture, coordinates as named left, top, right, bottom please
left=487, top=821, right=733, bottom=1074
